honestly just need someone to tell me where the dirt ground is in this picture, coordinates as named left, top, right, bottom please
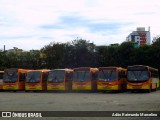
left=0, top=90, right=160, bottom=120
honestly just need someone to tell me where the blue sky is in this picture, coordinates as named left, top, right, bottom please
left=0, top=0, right=160, bottom=50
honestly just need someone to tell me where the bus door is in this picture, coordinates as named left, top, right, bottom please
left=18, top=71, right=26, bottom=90
left=118, top=70, right=126, bottom=91
left=42, top=72, right=48, bottom=90
left=91, top=71, right=98, bottom=91
left=66, top=71, right=73, bottom=90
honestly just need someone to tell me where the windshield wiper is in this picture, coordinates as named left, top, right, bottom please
left=109, top=71, right=113, bottom=80
left=82, top=72, right=86, bottom=82
left=130, top=71, right=138, bottom=81
left=138, top=71, right=143, bottom=80
left=101, top=70, right=107, bottom=81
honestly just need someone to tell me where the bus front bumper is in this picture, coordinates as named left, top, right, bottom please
left=97, top=85, right=119, bottom=90
left=3, top=85, right=19, bottom=90
left=127, top=84, right=150, bottom=90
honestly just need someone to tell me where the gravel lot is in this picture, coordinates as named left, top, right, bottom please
left=0, top=90, right=160, bottom=120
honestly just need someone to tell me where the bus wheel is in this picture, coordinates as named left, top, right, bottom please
left=155, top=84, right=158, bottom=91
left=147, top=86, right=152, bottom=93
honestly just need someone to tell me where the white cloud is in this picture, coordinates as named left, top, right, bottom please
left=0, top=0, right=160, bottom=50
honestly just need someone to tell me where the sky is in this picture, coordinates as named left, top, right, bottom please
left=0, top=0, right=160, bottom=50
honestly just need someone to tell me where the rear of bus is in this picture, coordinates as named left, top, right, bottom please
left=72, top=67, right=98, bottom=91
left=25, top=70, right=49, bottom=91
left=3, top=68, right=27, bottom=91
left=47, top=69, right=73, bottom=91
left=97, top=67, right=126, bottom=92
left=0, top=71, right=4, bottom=90
left=126, top=65, right=158, bottom=92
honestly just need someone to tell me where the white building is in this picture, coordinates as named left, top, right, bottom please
left=126, top=27, right=151, bottom=47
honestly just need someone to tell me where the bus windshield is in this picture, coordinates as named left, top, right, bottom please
left=3, top=70, right=18, bottom=82
left=26, top=71, right=41, bottom=83
left=98, top=70, right=116, bottom=81
left=127, top=70, right=149, bottom=82
left=48, top=70, right=65, bottom=83
left=73, top=71, right=90, bottom=82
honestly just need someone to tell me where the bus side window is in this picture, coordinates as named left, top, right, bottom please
left=20, top=73, right=25, bottom=82
left=66, top=72, right=73, bottom=81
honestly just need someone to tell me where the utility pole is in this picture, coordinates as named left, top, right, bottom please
left=4, top=45, right=5, bottom=52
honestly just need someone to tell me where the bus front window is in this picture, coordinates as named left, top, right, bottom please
left=73, top=71, right=90, bottom=82
left=26, top=72, right=41, bottom=83
left=48, top=70, right=65, bottom=83
left=3, top=70, right=18, bottom=82
left=127, top=71, right=149, bottom=82
left=98, top=70, right=116, bottom=81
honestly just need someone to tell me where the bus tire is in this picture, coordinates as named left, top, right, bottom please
left=147, top=85, right=152, bottom=93
left=155, top=84, right=157, bottom=91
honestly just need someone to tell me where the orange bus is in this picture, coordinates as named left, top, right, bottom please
left=127, top=65, right=159, bottom=92
left=47, top=69, right=73, bottom=91
left=97, top=67, right=127, bottom=92
left=72, top=67, right=98, bottom=91
left=25, top=70, right=49, bottom=91
left=3, top=68, right=28, bottom=91
left=0, top=71, right=4, bottom=90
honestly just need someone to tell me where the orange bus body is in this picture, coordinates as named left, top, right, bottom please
left=72, top=67, right=98, bottom=91
left=0, top=71, right=4, bottom=90
left=47, top=69, right=73, bottom=91
left=3, top=68, right=29, bottom=91
left=25, top=70, right=49, bottom=91
left=126, top=65, right=159, bottom=92
left=97, top=67, right=127, bottom=91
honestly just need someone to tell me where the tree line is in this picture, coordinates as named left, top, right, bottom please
left=0, top=38, right=160, bottom=70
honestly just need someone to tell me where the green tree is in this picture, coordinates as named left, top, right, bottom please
left=41, top=42, right=66, bottom=69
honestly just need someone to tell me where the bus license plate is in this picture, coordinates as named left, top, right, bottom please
left=132, top=86, right=142, bottom=89
left=103, top=86, right=111, bottom=89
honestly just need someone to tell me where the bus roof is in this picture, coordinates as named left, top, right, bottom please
left=27, top=69, right=50, bottom=73
left=4, top=68, right=30, bottom=72
left=50, top=69, right=73, bottom=72
left=99, top=67, right=126, bottom=71
left=127, top=65, right=158, bottom=71
left=0, top=71, right=4, bottom=73
left=74, top=67, right=98, bottom=72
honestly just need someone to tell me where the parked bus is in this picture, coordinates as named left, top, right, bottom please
left=3, top=68, right=28, bottom=91
left=0, top=71, right=4, bottom=90
left=97, top=67, right=126, bottom=92
left=25, top=70, right=49, bottom=91
left=72, top=67, right=98, bottom=91
left=47, top=69, right=73, bottom=91
left=126, top=65, right=159, bottom=92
